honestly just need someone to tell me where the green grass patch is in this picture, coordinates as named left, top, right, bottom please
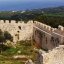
left=0, top=40, right=37, bottom=64
left=0, top=60, right=24, bottom=64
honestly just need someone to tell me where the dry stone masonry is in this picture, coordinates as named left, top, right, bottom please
left=0, top=20, right=64, bottom=50
left=0, top=20, right=33, bottom=43
left=33, top=21, right=64, bottom=50
left=35, top=45, right=64, bottom=64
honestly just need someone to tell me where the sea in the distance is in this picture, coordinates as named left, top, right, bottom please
left=0, top=1, right=64, bottom=11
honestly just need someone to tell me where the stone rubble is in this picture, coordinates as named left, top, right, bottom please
left=43, top=45, right=64, bottom=64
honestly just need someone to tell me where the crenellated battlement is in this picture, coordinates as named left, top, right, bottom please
left=58, top=25, right=64, bottom=31
left=34, top=21, right=64, bottom=32
left=34, top=21, right=53, bottom=32
left=33, top=21, right=64, bottom=50
left=1, top=20, right=64, bottom=50
left=0, top=20, right=20, bottom=23
left=0, top=20, right=33, bottom=43
left=0, top=20, right=34, bottom=28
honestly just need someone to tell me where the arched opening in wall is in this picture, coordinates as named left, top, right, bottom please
left=18, top=26, right=21, bottom=30
left=51, top=36, right=55, bottom=46
left=36, top=30, right=43, bottom=48
left=17, top=31, right=20, bottom=40
left=50, top=36, right=59, bottom=47
left=55, top=38, right=59, bottom=46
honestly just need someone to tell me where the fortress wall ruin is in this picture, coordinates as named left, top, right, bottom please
left=0, top=20, right=33, bottom=43
left=33, top=21, right=64, bottom=50
left=0, top=20, right=64, bottom=50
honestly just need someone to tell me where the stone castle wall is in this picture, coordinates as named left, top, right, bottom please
left=0, top=20, right=33, bottom=43
left=33, top=21, right=64, bottom=50
left=0, top=20, right=64, bottom=50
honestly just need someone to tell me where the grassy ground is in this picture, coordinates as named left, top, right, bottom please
left=0, top=54, right=25, bottom=64
left=0, top=60, right=24, bottom=64
left=0, top=40, right=37, bottom=64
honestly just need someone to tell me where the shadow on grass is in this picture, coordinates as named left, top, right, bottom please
left=0, top=44, right=10, bottom=52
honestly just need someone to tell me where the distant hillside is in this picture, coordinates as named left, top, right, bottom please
left=0, top=6, right=64, bottom=28
left=28, top=6, right=64, bottom=14
left=42, top=6, right=64, bottom=13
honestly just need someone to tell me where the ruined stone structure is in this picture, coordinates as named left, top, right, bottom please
left=0, top=20, right=33, bottom=43
left=0, top=20, right=64, bottom=50
left=33, top=21, right=64, bottom=50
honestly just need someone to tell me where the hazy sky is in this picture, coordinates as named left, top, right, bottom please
left=0, top=0, right=64, bottom=2
left=0, top=0, right=64, bottom=11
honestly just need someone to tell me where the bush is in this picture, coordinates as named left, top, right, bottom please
left=4, top=31, right=13, bottom=42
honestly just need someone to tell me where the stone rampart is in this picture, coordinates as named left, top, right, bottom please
left=0, top=20, right=64, bottom=50
left=33, top=21, right=64, bottom=50
left=0, top=20, right=33, bottom=43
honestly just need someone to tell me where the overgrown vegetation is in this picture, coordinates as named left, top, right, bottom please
left=0, top=30, right=13, bottom=53
left=0, top=40, right=37, bottom=64
left=2, top=40, right=33, bottom=56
